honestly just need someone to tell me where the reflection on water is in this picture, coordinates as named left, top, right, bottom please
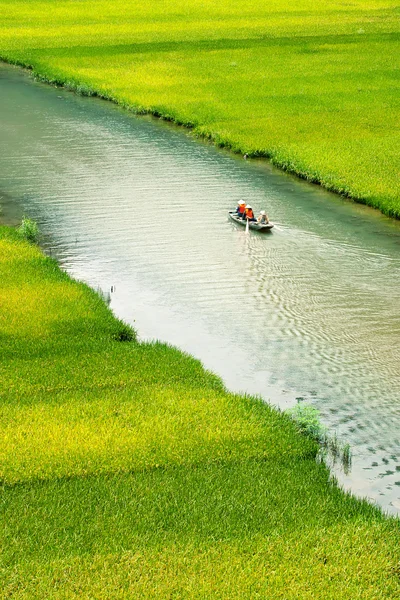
left=1, top=63, right=400, bottom=514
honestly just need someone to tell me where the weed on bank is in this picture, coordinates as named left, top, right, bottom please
left=1, top=226, right=400, bottom=597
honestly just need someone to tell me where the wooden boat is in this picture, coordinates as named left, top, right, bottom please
left=229, top=211, right=274, bottom=231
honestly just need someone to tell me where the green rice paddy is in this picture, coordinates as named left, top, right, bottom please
left=1, top=1, right=400, bottom=595
left=1, top=228, right=400, bottom=597
left=0, top=0, right=399, bottom=216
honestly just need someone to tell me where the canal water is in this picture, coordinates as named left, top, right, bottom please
left=1, top=63, right=400, bottom=514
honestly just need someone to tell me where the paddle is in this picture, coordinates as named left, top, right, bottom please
left=245, top=217, right=250, bottom=234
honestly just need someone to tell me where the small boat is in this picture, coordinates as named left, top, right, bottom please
left=229, top=211, right=274, bottom=231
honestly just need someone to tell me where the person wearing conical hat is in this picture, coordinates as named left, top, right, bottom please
left=244, top=204, right=256, bottom=222
left=257, top=210, right=269, bottom=224
left=236, top=200, right=246, bottom=217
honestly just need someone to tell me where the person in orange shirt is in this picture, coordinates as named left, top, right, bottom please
left=236, top=201, right=246, bottom=217
left=244, top=204, right=256, bottom=222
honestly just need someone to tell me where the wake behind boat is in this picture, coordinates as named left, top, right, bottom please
left=229, top=211, right=274, bottom=231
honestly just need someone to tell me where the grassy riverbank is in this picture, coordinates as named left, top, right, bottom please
left=0, top=0, right=399, bottom=217
left=1, top=227, right=400, bottom=597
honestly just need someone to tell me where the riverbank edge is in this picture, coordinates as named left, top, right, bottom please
left=1, top=56, right=398, bottom=221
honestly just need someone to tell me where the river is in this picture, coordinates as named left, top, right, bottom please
left=1, top=63, right=400, bottom=514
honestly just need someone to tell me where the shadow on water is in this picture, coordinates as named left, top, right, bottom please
left=1, top=62, right=400, bottom=514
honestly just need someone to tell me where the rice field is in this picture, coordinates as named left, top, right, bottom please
left=0, top=0, right=399, bottom=216
left=1, top=227, right=400, bottom=597
left=1, top=1, right=400, bottom=594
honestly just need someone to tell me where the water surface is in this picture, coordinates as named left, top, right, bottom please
left=1, top=63, right=400, bottom=513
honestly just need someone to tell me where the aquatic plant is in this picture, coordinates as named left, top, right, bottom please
left=342, top=442, right=352, bottom=472
left=285, top=403, right=327, bottom=442
left=17, top=216, right=39, bottom=243
left=286, top=402, right=352, bottom=471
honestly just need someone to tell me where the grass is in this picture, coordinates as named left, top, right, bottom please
left=17, top=216, right=40, bottom=244
left=0, top=0, right=399, bottom=217
left=1, top=225, right=400, bottom=597
left=286, top=403, right=352, bottom=473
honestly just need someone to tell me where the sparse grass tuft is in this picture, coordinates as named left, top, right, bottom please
left=17, top=216, right=39, bottom=243
left=286, top=403, right=326, bottom=442
left=112, top=319, right=137, bottom=342
left=286, top=402, right=352, bottom=472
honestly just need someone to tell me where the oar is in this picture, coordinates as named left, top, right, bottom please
left=245, top=217, right=250, bottom=234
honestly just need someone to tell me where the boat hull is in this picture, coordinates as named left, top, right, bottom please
left=229, top=212, right=274, bottom=231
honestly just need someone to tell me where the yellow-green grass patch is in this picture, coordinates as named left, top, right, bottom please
left=0, top=384, right=315, bottom=484
left=1, top=464, right=400, bottom=599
